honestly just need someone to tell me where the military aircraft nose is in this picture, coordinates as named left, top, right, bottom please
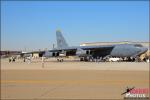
left=141, top=47, right=148, bottom=54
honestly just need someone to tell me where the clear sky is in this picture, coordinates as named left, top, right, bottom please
left=1, top=1, right=149, bottom=51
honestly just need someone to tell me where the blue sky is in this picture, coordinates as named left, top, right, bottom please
left=1, top=1, right=149, bottom=51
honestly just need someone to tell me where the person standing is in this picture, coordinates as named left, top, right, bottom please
left=42, top=57, right=45, bottom=68
left=9, top=57, right=11, bottom=62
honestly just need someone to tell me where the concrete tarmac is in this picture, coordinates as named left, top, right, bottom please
left=1, top=59, right=149, bottom=99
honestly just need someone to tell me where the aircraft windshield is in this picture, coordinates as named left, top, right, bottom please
left=134, top=44, right=143, bottom=47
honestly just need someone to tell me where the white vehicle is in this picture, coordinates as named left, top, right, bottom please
left=108, top=57, right=121, bottom=62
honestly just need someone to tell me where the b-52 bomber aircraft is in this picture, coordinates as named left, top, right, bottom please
left=43, top=30, right=148, bottom=62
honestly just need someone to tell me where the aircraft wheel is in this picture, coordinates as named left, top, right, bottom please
left=84, top=57, right=88, bottom=62
left=80, top=58, right=84, bottom=61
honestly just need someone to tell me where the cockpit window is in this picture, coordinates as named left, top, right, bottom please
left=134, top=44, right=143, bottom=47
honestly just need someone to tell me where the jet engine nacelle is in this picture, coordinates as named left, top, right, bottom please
left=43, top=51, right=59, bottom=57
left=43, top=51, right=53, bottom=57
left=76, top=48, right=90, bottom=57
left=59, top=51, right=66, bottom=57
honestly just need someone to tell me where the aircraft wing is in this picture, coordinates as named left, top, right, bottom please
left=46, top=45, right=115, bottom=58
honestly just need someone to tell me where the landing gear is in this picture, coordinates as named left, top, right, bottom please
left=127, top=56, right=141, bottom=62
left=80, top=58, right=84, bottom=61
left=57, top=58, right=64, bottom=62
left=80, top=57, right=88, bottom=61
left=80, top=56, right=92, bottom=62
left=79, top=56, right=104, bottom=62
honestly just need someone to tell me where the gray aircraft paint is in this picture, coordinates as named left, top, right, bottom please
left=56, top=30, right=68, bottom=49
left=43, top=30, right=148, bottom=59
left=110, top=44, right=147, bottom=57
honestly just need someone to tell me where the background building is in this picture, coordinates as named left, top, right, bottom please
left=80, top=41, right=149, bottom=48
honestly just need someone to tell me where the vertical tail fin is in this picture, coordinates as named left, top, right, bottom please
left=56, top=30, right=68, bottom=49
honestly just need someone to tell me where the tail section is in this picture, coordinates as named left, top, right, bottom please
left=56, top=30, right=68, bottom=49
